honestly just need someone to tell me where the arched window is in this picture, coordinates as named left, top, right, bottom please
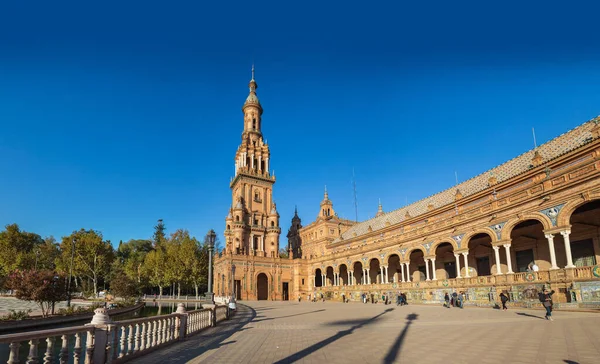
left=235, top=216, right=239, bottom=222
left=227, top=225, right=231, bottom=230
left=271, top=221, right=275, bottom=227
left=253, top=118, right=256, bottom=129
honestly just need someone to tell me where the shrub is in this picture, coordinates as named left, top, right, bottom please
left=0, top=309, right=32, bottom=321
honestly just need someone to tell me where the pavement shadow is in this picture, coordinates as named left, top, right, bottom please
left=564, top=360, right=579, bottom=364
left=131, top=304, right=257, bottom=363
left=516, top=312, right=545, bottom=320
left=383, top=313, right=418, bottom=364
left=273, top=308, right=395, bottom=364
left=252, top=309, right=326, bottom=323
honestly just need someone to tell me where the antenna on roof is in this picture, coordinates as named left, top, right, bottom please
left=532, top=127, right=537, bottom=149
left=352, top=168, right=358, bottom=222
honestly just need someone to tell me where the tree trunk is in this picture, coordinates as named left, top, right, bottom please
left=177, top=282, right=181, bottom=299
left=194, top=284, right=199, bottom=300
left=93, top=278, right=98, bottom=299
left=159, top=285, right=163, bottom=298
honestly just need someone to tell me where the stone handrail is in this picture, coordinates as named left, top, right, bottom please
left=0, top=325, right=94, bottom=364
left=186, top=308, right=212, bottom=335
left=0, top=303, right=231, bottom=364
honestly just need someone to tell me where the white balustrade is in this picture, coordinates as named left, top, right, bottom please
left=0, top=303, right=232, bottom=364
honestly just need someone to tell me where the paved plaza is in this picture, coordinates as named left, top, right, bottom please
left=0, top=297, right=91, bottom=315
left=132, top=300, right=600, bottom=364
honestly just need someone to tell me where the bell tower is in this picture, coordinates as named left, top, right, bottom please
left=225, top=67, right=281, bottom=257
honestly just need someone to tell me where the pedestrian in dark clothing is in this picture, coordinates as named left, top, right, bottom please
left=541, top=289, right=555, bottom=321
left=401, top=293, right=407, bottom=305
left=499, top=292, right=509, bottom=311
left=451, top=292, right=458, bottom=307
left=444, top=293, right=450, bottom=308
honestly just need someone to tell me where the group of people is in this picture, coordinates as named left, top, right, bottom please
left=443, top=291, right=464, bottom=308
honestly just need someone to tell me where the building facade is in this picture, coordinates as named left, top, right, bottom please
left=215, top=73, right=600, bottom=308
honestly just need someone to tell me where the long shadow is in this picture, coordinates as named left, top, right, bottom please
left=274, top=308, right=395, bottom=364
left=252, top=309, right=326, bottom=322
left=383, top=313, right=418, bottom=364
left=132, top=304, right=257, bottom=363
left=516, top=312, right=545, bottom=320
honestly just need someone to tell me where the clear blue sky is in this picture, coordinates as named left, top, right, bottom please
left=1, top=1, right=599, bottom=246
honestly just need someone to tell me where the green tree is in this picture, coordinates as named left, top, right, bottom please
left=57, top=229, right=114, bottom=298
left=116, top=239, right=153, bottom=285
left=153, top=219, right=166, bottom=247
left=165, top=230, right=188, bottom=298
left=143, top=249, right=169, bottom=297
left=279, top=248, right=289, bottom=259
left=7, top=270, right=68, bottom=317
left=0, top=224, right=45, bottom=277
left=109, top=271, right=139, bottom=299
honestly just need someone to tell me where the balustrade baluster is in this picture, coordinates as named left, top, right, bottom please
left=169, top=318, right=174, bottom=341
left=119, top=326, right=127, bottom=358
left=139, top=322, right=147, bottom=351
left=8, top=342, right=20, bottom=364
left=85, top=331, right=94, bottom=364
left=59, top=334, right=69, bottom=364
left=72, top=333, right=82, bottom=364
left=127, top=324, right=134, bottom=354
left=43, top=337, right=54, bottom=364
left=26, top=339, right=39, bottom=364
left=151, top=321, right=157, bottom=347
left=133, top=323, right=140, bottom=353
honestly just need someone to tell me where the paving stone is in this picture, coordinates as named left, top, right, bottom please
left=131, top=301, right=600, bottom=364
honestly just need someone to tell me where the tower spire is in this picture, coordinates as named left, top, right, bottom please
left=324, top=185, right=329, bottom=200
left=376, top=198, right=384, bottom=217
left=251, top=64, right=255, bottom=81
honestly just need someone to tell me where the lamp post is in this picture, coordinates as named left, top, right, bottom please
left=34, top=249, right=41, bottom=270
left=229, top=264, right=236, bottom=310
left=206, top=229, right=216, bottom=304
left=67, top=238, right=76, bottom=308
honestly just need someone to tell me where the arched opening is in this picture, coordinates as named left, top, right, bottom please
left=568, top=200, right=600, bottom=267
left=353, top=262, right=363, bottom=285
left=339, top=264, right=348, bottom=285
left=235, top=216, right=239, bottom=222
left=271, top=221, right=275, bottom=227
left=315, top=268, right=323, bottom=287
left=368, top=258, right=381, bottom=284
left=387, top=254, right=401, bottom=283
left=257, top=273, right=268, bottom=300
left=466, top=233, right=494, bottom=276
left=409, top=250, right=426, bottom=281
left=226, top=224, right=230, bottom=230
left=435, top=243, right=456, bottom=279
left=326, top=266, right=334, bottom=286
left=510, top=220, right=546, bottom=272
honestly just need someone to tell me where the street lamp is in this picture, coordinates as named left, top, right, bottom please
left=67, top=238, right=76, bottom=308
left=229, top=264, right=236, bottom=310
left=34, top=249, right=41, bottom=270
left=206, top=229, right=216, bottom=304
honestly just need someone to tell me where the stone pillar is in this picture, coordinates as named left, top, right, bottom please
left=503, top=244, right=514, bottom=273
left=425, top=259, right=431, bottom=281
left=384, top=266, right=389, bottom=283
left=348, top=271, right=351, bottom=286
left=405, top=262, right=411, bottom=282
left=544, top=234, right=559, bottom=270
left=462, top=252, right=470, bottom=278
left=492, top=246, right=502, bottom=274
left=258, top=155, right=262, bottom=172
left=265, top=157, right=269, bottom=172
left=400, top=264, right=405, bottom=282
left=561, top=230, right=576, bottom=268
left=454, top=254, right=462, bottom=278
left=380, top=266, right=384, bottom=284
left=87, top=308, right=112, bottom=364
left=431, top=258, right=437, bottom=280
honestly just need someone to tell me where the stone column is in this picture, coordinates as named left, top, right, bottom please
left=492, top=246, right=502, bottom=274
left=322, top=274, right=326, bottom=287
left=425, top=259, right=431, bottom=281
left=400, top=264, right=405, bottom=282
left=503, top=244, right=514, bottom=273
left=384, top=266, right=389, bottom=283
left=544, top=234, right=559, bottom=270
left=348, top=271, right=351, bottom=286
left=265, top=157, right=269, bottom=172
left=380, top=266, right=384, bottom=284
left=258, top=155, right=262, bottom=172
left=462, top=252, right=470, bottom=278
left=431, top=258, right=437, bottom=280
left=405, top=262, right=411, bottom=282
left=560, top=230, right=576, bottom=268
left=454, top=254, right=462, bottom=278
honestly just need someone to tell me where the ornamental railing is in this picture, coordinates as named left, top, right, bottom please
left=0, top=303, right=230, bottom=364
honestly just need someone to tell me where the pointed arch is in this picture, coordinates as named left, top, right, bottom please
left=501, top=213, right=553, bottom=240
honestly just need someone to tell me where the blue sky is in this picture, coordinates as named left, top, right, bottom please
left=1, top=1, right=599, bottom=245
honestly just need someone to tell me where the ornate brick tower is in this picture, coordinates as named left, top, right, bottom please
left=224, top=66, right=281, bottom=257
left=286, top=207, right=303, bottom=259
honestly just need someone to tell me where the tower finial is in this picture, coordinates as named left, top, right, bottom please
left=324, top=185, right=328, bottom=200
left=251, top=64, right=255, bottom=81
left=376, top=198, right=384, bottom=217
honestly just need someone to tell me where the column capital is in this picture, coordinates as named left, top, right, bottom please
left=461, top=251, right=469, bottom=256
left=544, top=233, right=555, bottom=240
left=560, top=229, right=572, bottom=237
left=492, top=245, right=500, bottom=251
left=543, top=225, right=572, bottom=235
left=492, top=239, right=511, bottom=247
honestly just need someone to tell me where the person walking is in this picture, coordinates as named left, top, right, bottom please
left=444, top=292, right=450, bottom=308
left=499, top=292, right=509, bottom=311
left=541, top=289, right=555, bottom=321
left=457, top=292, right=464, bottom=309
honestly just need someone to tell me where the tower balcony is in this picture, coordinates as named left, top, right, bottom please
left=230, top=168, right=275, bottom=187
